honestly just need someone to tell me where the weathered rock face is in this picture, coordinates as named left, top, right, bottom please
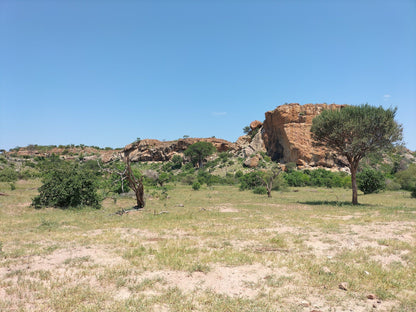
left=123, top=138, right=236, bottom=162
left=237, top=129, right=267, bottom=158
left=262, top=103, right=348, bottom=168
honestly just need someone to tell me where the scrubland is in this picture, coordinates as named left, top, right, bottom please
left=1, top=180, right=415, bottom=311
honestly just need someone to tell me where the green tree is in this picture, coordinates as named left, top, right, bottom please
left=311, top=104, right=402, bottom=204
left=260, top=165, right=282, bottom=197
left=157, top=172, right=170, bottom=187
left=184, top=142, right=216, bottom=169
left=32, top=163, right=101, bottom=209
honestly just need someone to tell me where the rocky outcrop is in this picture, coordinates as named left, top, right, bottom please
left=237, top=130, right=267, bottom=158
left=123, top=138, right=236, bottom=162
left=262, top=103, right=348, bottom=168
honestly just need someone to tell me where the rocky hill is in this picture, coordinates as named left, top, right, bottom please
left=123, top=138, right=236, bottom=162
left=4, top=145, right=121, bottom=163
left=5, top=103, right=413, bottom=170
left=120, top=103, right=350, bottom=169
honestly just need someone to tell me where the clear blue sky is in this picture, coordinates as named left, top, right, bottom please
left=1, top=0, right=415, bottom=151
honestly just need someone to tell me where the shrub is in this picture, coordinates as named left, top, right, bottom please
left=308, top=168, right=346, bottom=188
left=285, top=162, right=297, bottom=173
left=253, top=186, right=267, bottom=195
left=235, top=170, right=243, bottom=179
left=239, top=171, right=263, bottom=190
left=32, top=164, right=101, bottom=209
left=411, top=187, right=416, bottom=198
left=385, top=179, right=401, bottom=191
left=395, top=164, right=416, bottom=191
left=357, top=168, right=385, bottom=194
left=0, top=167, right=18, bottom=182
left=283, top=171, right=310, bottom=187
left=192, top=181, right=201, bottom=191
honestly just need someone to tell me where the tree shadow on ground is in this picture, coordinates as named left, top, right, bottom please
left=298, top=200, right=372, bottom=207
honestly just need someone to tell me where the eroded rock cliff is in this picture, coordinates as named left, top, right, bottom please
left=262, top=103, right=348, bottom=168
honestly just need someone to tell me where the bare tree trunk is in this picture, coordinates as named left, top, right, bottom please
left=125, top=158, right=145, bottom=208
left=350, top=162, right=359, bottom=205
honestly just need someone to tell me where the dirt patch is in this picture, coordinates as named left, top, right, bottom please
left=213, top=203, right=239, bottom=213
left=0, top=246, right=126, bottom=278
left=139, top=263, right=292, bottom=299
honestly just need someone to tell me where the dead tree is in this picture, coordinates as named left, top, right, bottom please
left=125, top=158, right=145, bottom=208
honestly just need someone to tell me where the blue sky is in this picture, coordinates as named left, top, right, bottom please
left=1, top=0, right=415, bottom=151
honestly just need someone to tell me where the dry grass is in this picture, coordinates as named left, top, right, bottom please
left=0, top=180, right=415, bottom=311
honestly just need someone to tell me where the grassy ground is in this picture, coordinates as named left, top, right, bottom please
left=0, top=180, right=415, bottom=311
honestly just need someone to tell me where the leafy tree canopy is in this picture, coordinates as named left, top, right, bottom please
left=184, top=141, right=216, bottom=168
left=311, top=104, right=402, bottom=204
left=32, top=163, right=101, bottom=209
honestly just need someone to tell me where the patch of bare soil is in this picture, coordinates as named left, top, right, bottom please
left=139, top=263, right=292, bottom=299
left=213, top=203, right=239, bottom=213
left=0, top=246, right=126, bottom=280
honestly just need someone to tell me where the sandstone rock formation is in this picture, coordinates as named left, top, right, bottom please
left=123, top=138, right=236, bottom=162
left=262, top=103, right=348, bottom=168
left=250, top=120, right=263, bottom=131
left=237, top=130, right=267, bottom=158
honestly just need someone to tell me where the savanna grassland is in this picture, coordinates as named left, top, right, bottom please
left=1, top=180, right=415, bottom=312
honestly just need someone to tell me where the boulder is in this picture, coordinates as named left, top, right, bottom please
left=244, top=154, right=262, bottom=168
left=250, top=120, right=263, bottom=131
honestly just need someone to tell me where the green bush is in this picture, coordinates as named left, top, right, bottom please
left=32, top=164, right=101, bottom=209
left=239, top=171, right=263, bottom=190
left=283, top=171, right=310, bottom=187
left=308, top=169, right=347, bottom=188
left=283, top=169, right=351, bottom=188
left=411, top=187, right=416, bottom=198
left=0, top=167, right=18, bottom=182
left=395, top=164, right=416, bottom=191
left=385, top=178, right=401, bottom=191
left=357, top=168, right=385, bottom=194
left=192, top=181, right=201, bottom=191
left=235, top=170, right=243, bottom=179
left=253, top=186, right=267, bottom=195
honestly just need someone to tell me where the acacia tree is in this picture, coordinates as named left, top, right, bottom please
left=184, top=141, right=216, bottom=168
left=311, top=104, right=402, bottom=205
left=260, top=165, right=282, bottom=198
